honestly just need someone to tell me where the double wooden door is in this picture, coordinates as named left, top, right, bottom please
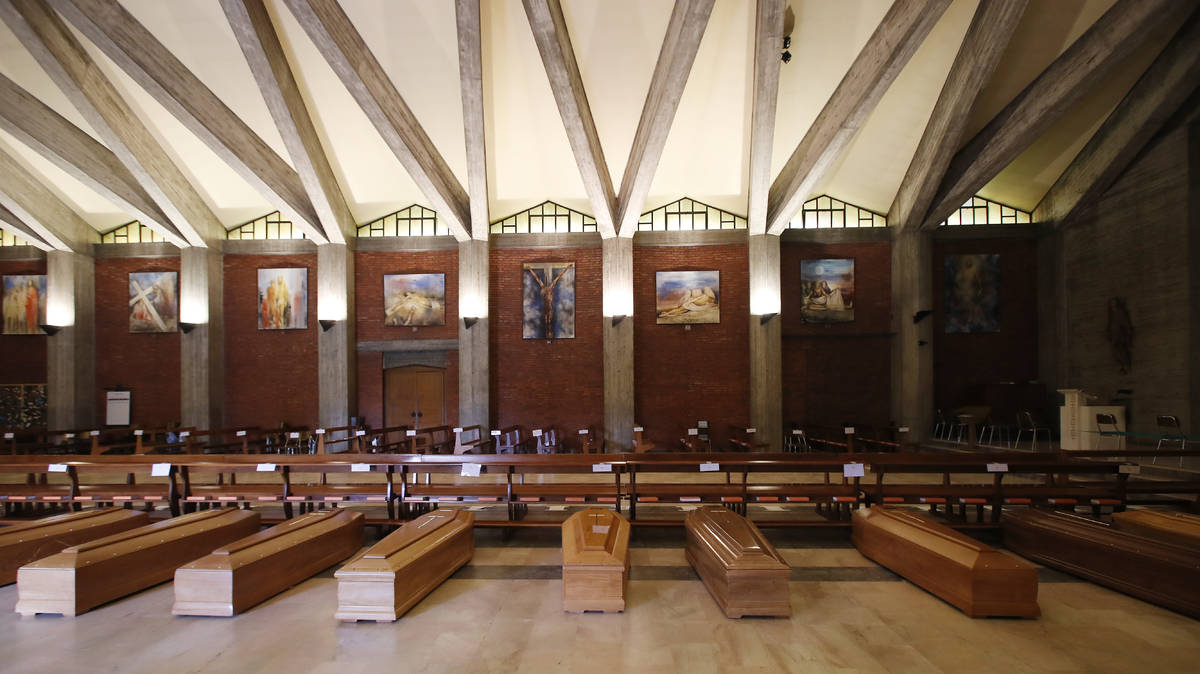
left=384, top=365, right=445, bottom=429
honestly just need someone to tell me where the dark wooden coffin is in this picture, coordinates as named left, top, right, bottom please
left=173, top=509, right=364, bottom=616
left=685, top=505, right=790, bottom=618
left=1111, top=509, right=1200, bottom=549
left=1004, top=508, right=1200, bottom=618
left=854, top=506, right=1039, bottom=618
left=562, top=507, right=630, bottom=613
left=1, top=508, right=149, bottom=585
left=334, top=508, right=474, bottom=622
left=15, top=508, right=260, bottom=616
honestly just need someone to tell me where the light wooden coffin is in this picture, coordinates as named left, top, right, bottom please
left=1004, top=508, right=1200, bottom=618
left=853, top=506, right=1040, bottom=618
left=562, top=507, right=630, bottom=613
left=1111, top=509, right=1200, bottom=549
left=1, top=508, right=149, bottom=585
left=173, top=509, right=364, bottom=616
left=684, top=505, right=791, bottom=618
left=334, top=508, right=473, bottom=622
left=15, top=508, right=260, bottom=616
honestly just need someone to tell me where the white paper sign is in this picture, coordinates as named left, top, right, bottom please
left=745, top=428, right=757, bottom=434
left=289, top=432, right=300, bottom=439
left=578, top=429, right=589, bottom=435
left=986, top=463, right=1008, bottom=473
left=1119, top=464, right=1141, bottom=474
left=698, top=421, right=708, bottom=429
left=350, top=463, right=371, bottom=473
left=791, top=429, right=804, bottom=435
left=48, top=463, right=68, bottom=473
left=844, top=427, right=856, bottom=435
left=151, top=463, right=171, bottom=477
left=134, top=429, right=144, bottom=436
left=898, top=426, right=910, bottom=433
left=687, top=428, right=699, bottom=436
left=406, top=430, right=417, bottom=437
left=179, top=431, right=190, bottom=438
left=490, top=430, right=501, bottom=437
left=592, top=525, right=610, bottom=534
left=843, top=463, right=865, bottom=478
left=3, top=432, right=13, bottom=439
left=453, top=427, right=464, bottom=433
left=315, top=428, right=326, bottom=435
left=460, top=463, right=482, bottom=477
left=699, top=462, right=719, bottom=472
left=356, top=430, right=366, bottom=437
left=633, top=426, right=644, bottom=432
left=64, top=433, right=75, bottom=439
left=257, top=463, right=276, bottom=472
left=592, top=463, right=613, bottom=473
left=89, top=430, right=100, bottom=437
left=532, top=429, right=543, bottom=437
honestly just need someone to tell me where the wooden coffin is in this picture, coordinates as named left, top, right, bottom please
left=334, top=508, right=474, bottom=622
left=173, top=509, right=364, bottom=616
left=853, top=506, right=1039, bottom=618
left=1003, top=508, right=1200, bottom=618
left=1, top=508, right=149, bottom=585
left=1111, top=509, right=1200, bottom=549
left=562, top=507, right=630, bottom=613
left=684, top=505, right=791, bottom=618
left=15, top=508, right=260, bottom=616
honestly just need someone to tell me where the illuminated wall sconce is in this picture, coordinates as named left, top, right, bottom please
left=759, top=312, right=779, bottom=325
left=38, top=324, right=60, bottom=336
left=611, top=315, right=627, bottom=327
left=179, top=322, right=197, bottom=334
left=319, top=319, right=337, bottom=332
left=463, top=316, right=479, bottom=329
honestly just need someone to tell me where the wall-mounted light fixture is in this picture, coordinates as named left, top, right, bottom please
left=319, top=319, right=337, bottom=332
left=463, top=316, right=479, bottom=329
left=611, top=315, right=627, bottom=327
left=38, top=324, right=60, bottom=336
left=912, top=310, right=933, bottom=324
left=759, top=312, right=779, bottom=325
left=179, top=322, right=197, bottom=334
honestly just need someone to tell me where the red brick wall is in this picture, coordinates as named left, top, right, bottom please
left=634, top=244, right=749, bottom=448
left=224, top=254, right=318, bottom=428
left=490, top=247, right=603, bottom=442
left=0, top=258, right=47, bottom=384
left=781, top=241, right=892, bottom=430
left=354, top=249, right=458, bottom=341
left=94, top=256, right=181, bottom=426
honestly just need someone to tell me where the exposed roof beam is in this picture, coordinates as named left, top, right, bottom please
left=0, top=0, right=214, bottom=247
left=1035, top=8, right=1200, bottom=228
left=890, top=0, right=1027, bottom=231
left=766, top=0, right=951, bottom=235
left=747, top=0, right=784, bottom=235
left=0, top=147, right=93, bottom=253
left=220, top=0, right=353, bottom=244
left=614, top=0, right=714, bottom=238
left=456, top=0, right=489, bottom=241
left=0, top=73, right=183, bottom=242
left=281, top=0, right=471, bottom=241
left=0, top=203, right=54, bottom=251
left=45, top=0, right=328, bottom=244
left=919, top=0, right=1192, bottom=230
left=522, top=0, right=616, bottom=238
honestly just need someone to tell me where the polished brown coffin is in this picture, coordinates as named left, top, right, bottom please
left=1111, top=509, right=1200, bottom=549
left=685, top=505, right=791, bottom=618
left=1004, top=508, right=1200, bottom=618
left=334, top=508, right=473, bottom=622
left=853, top=506, right=1040, bottom=618
left=15, top=508, right=260, bottom=616
left=1, top=508, right=150, bottom=585
left=173, top=509, right=364, bottom=616
left=562, top=507, right=630, bottom=612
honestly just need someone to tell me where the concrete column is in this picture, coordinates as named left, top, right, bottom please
left=1036, top=227, right=1069, bottom=400
left=458, top=239, right=489, bottom=429
left=890, top=228, right=934, bottom=441
left=318, top=243, right=355, bottom=429
left=603, top=237, right=634, bottom=451
left=46, top=250, right=94, bottom=428
left=180, top=247, right=224, bottom=430
left=1189, top=121, right=1199, bottom=434
left=748, top=234, right=782, bottom=451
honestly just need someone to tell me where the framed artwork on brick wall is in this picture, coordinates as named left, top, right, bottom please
left=800, top=259, right=854, bottom=323
left=944, top=254, right=1000, bottom=333
left=523, top=262, right=574, bottom=339
left=2, top=275, right=46, bottom=334
left=655, top=270, right=719, bottom=324
left=383, top=273, right=445, bottom=327
left=257, top=268, right=308, bottom=330
left=129, top=271, right=178, bottom=333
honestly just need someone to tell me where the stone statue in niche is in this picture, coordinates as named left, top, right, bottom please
left=1106, top=297, right=1133, bottom=374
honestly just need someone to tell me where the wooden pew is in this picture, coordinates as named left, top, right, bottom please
left=853, top=506, right=1040, bottom=618
left=562, top=508, right=630, bottom=613
left=452, top=425, right=487, bottom=454
left=632, top=426, right=656, bottom=453
left=15, top=508, right=260, bottom=616
left=173, top=509, right=364, bottom=616
left=1111, top=509, right=1200, bottom=548
left=685, top=505, right=790, bottom=618
left=494, top=426, right=523, bottom=454
left=1, top=508, right=149, bottom=585
left=1003, top=508, right=1200, bottom=618
left=334, top=509, right=474, bottom=622
left=531, top=427, right=559, bottom=454
left=577, top=427, right=597, bottom=454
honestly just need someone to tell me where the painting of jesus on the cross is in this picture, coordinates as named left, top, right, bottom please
left=522, top=262, right=575, bottom=339
left=129, top=271, right=178, bottom=333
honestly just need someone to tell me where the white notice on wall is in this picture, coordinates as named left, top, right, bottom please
left=532, top=429, right=543, bottom=437
left=592, top=463, right=612, bottom=473
left=843, top=463, right=865, bottom=478
left=151, top=463, right=171, bottom=477
left=698, top=421, right=708, bottom=429
left=700, top=462, right=720, bottom=472
left=351, top=463, right=371, bottom=473
left=236, top=430, right=247, bottom=437
left=105, top=390, right=131, bottom=426
left=986, top=463, right=1008, bottom=473
left=687, top=428, right=699, bottom=436
left=461, top=463, right=482, bottom=477
left=406, top=430, right=417, bottom=437
left=257, top=463, right=276, bottom=472
left=48, top=463, right=68, bottom=473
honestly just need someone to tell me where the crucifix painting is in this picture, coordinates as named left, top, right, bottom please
left=129, top=271, right=178, bottom=333
left=522, top=262, right=575, bottom=339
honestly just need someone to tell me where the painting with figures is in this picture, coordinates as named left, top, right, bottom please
left=258, top=268, right=308, bottom=330
left=944, top=253, right=1000, bottom=333
left=523, top=262, right=574, bottom=339
left=656, top=270, right=719, bottom=324
left=800, top=259, right=854, bottom=323
left=129, top=271, right=178, bottom=333
left=384, top=273, right=445, bottom=327
left=2, top=275, right=46, bottom=335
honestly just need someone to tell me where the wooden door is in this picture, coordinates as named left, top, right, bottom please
left=384, top=365, right=445, bottom=429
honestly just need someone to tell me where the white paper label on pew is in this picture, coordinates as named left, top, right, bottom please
left=350, top=463, right=371, bottom=473
left=1119, top=464, right=1141, bottom=474
left=687, top=428, right=699, bottom=436
left=90, top=430, right=100, bottom=437
left=844, top=427, right=855, bottom=435
left=134, top=430, right=144, bottom=436
left=792, top=429, right=804, bottom=435
left=898, top=426, right=910, bottom=433
left=406, top=430, right=417, bottom=437
left=746, top=428, right=757, bottom=434
left=356, top=430, right=366, bottom=436
left=48, top=463, right=69, bottom=473
left=843, top=463, right=865, bottom=478
left=490, top=430, right=501, bottom=437
left=532, top=429, right=543, bottom=437
left=257, top=463, right=276, bottom=472
left=289, top=432, right=300, bottom=439
left=180, top=431, right=190, bottom=438
left=236, top=430, right=246, bottom=437
left=592, top=463, right=613, bottom=473
left=453, top=427, right=463, bottom=433
left=3, top=432, right=12, bottom=439
left=633, top=426, right=643, bottom=432
left=65, top=433, right=75, bottom=439
left=700, top=462, right=719, bottom=472
left=578, top=429, right=589, bottom=435
left=315, top=428, right=326, bottom=435
left=151, top=463, right=171, bottom=477
left=592, top=525, right=610, bottom=534
left=986, top=463, right=1008, bottom=473
left=461, top=463, right=482, bottom=477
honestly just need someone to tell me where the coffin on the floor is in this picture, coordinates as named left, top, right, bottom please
left=15, top=508, right=260, bottom=616
left=173, top=509, right=364, bottom=616
left=853, top=506, right=1039, bottom=618
left=1, top=508, right=149, bottom=585
left=562, top=507, right=630, bottom=613
left=1111, top=508, right=1200, bottom=549
left=334, top=508, right=474, bottom=622
left=685, top=505, right=791, bottom=618
left=1003, top=508, right=1200, bottom=618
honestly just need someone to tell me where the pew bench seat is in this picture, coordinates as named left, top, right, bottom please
left=288, top=483, right=390, bottom=502
left=0, top=484, right=73, bottom=502
left=404, top=483, right=508, bottom=503
left=744, top=484, right=859, bottom=503
left=632, top=483, right=743, bottom=504
left=75, top=483, right=172, bottom=504
left=511, top=483, right=620, bottom=504
left=184, top=484, right=286, bottom=503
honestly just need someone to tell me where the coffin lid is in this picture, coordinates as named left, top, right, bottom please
left=364, top=509, right=467, bottom=559
left=0, top=507, right=140, bottom=543
left=859, top=507, right=1028, bottom=571
left=562, top=507, right=629, bottom=566
left=1007, top=508, right=1200, bottom=564
left=1111, top=509, right=1200, bottom=551
left=687, top=506, right=788, bottom=570
left=175, top=510, right=362, bottom=571
left=24, top=509, right=255, bottom=566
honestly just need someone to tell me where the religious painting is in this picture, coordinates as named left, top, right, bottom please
left=656, top=270, right=719, bottom=325
left=522, top=262, right=574, bottom=339
left=2, top=275, right=46, bottom=335
left=384, top=273, right=445, bottom=327
left=944, top=253, right=1000, bottom=333
left=257, top=268, right=308, bottom=330
left=129, top=271, right=178, bottom=333
left=800, top=259, right=854, bottom=323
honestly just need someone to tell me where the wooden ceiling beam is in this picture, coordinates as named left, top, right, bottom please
left=455, top=0, right=489, bottom=241
left=747, top=0, right=784, bottom=236
left=0, top=147, right=93, bottom=253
